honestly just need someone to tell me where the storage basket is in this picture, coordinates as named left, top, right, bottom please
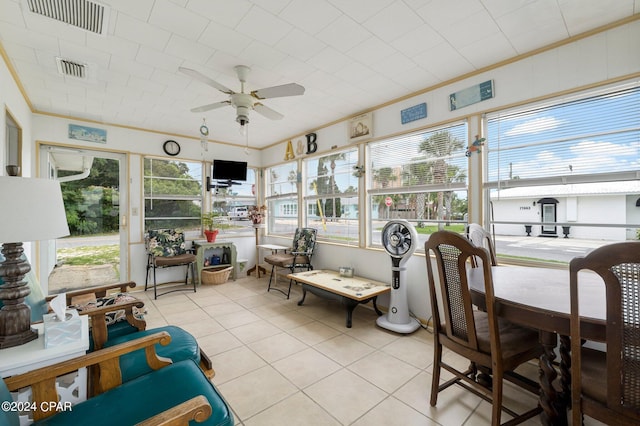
left=201, top=266, right=233, bottom=285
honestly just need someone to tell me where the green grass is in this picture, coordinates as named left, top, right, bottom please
left=57, top=244, right=120, bottom=266
left=415, top=224, right=466, bottom=234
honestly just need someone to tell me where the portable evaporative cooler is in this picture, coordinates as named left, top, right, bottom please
left=376, top=219, right=421, bottom=334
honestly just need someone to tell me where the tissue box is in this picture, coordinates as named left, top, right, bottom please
left=43, top=309, right=82, bottom=348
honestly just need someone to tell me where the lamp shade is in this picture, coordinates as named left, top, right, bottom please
left=0, top=176, right=70, bottom=243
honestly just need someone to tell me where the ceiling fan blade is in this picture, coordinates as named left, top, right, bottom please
left=251, top=83, right=305, bottom=100
left=179, top=67, right=235, bottom=95
left=254, top=103, right=284, bottom=120
left=190, top=100, right=231, bottom=113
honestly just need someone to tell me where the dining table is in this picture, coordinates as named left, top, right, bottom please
left=467, top=265, right=606, bottom=426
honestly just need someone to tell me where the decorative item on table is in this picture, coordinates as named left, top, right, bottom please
left=248, top=205, right=267, bottom=225
left=43, top=293, right=82, bottom=348
left=210, top=255, right=221, bottom=266
left=201, top=212, right=219, bottom=242
left=0, top=173, right=70, bottom=349
left=339, top=267, right=354, bottom=278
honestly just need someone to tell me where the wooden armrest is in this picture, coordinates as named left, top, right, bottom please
left=135, top=395, right=212, bottom=426
left=74, top=299, right=147, bottom=350
left=5, top=331, right=173, bottom=421
left=46, top=281, right=137, bottom=304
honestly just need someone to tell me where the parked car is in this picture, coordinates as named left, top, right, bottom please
left=230, top=206, right=248, bottom=220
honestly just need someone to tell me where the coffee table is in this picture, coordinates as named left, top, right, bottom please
left=287, top=270, right=390, bottom=328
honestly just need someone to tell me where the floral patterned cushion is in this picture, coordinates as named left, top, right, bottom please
left=146, top=229, right=188, bottom=257
left=70, top=293, right=146, bottom=326
left=293, top=228, right=317, bottom=254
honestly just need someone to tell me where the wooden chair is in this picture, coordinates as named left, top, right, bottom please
left=264, top=227, right=317, bottom=298
left=569, top=241, right=640, bottom=426
left=145, top=229, right=197, bottom=299
left=425, top=230, right=542, bottom=426
left=466, top=223, right=497, bottom=266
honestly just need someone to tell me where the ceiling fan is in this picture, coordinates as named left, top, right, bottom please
left=179, top=65, right=305, bottom=131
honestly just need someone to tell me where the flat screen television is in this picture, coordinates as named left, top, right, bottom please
left=212, top=159, right=247, bottom=181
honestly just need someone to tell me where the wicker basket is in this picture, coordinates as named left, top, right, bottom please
left=201, top=266, right=233, bottom=285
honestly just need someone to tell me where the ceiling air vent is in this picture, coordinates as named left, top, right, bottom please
left=25, top=0, right=109, bottom=35
left=56, top=57, right=86, bottom=79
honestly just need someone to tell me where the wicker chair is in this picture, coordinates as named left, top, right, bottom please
left=569, top=241, right=640, bottom=426
left=264, top=228, right=317, bottom=298
left=145, top=229, right=196, bottom=299
left=425, top=230, right=542, bottom=425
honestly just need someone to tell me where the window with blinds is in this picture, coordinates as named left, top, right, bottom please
left=266, top=162, right=299, bottom=236
left=304, top=148, right=359, bottom=244
left=144, top=158, right=202, bottom=236
left=367, top=122, right=468, bottom=246
left=211, top=168, right=257, bottom=236
left=486, top=83, right=640, bottom=245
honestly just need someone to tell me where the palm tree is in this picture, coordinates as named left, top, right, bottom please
left=418, top=130, right=465, bottom=230
left=372, top=167, right=397, bottom=218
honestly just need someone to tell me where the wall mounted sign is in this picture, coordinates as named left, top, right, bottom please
left=449, top=80, right=494, bottom=111
left=401, top=103, right=427, bottom=124
left=68, top=124, right=107, bottom=144
left=348, top=112, right=373, bottom=143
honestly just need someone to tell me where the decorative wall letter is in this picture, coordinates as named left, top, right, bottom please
left=284, top=140, right=295, bottom=160
left=305, top=133, right=318, bottom=154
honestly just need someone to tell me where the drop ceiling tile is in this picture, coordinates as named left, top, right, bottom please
left=416, top=0, right=485, bottom=32
left=391, top=65, right=439, bottom=92
left=235, top=6, right=292, bottom=46
left=103, top=0, right=155, bottom=22
left=316, top=15, right=371, bottom=53
left=346, top=37, right=395, bottom=67
left=276, top=28, right=327, bottom=62
left=333, top=61, right=379, bottom=86
left=306, top=47, right=351, bottom=74
left=390, top=24, right=444, bottom=57
left=0, top=40, right=37, bottom=64
left=238, top=41, right=287, bottom=70
left=108, top=56, right=155, bottom=80
left=186, top=0, right=252, bottom=28
left=363, top=2, right=423, bottom=42
left=559, top=0, right=634, bottom=35
left=372, top=51, right=417, bottom=80
left=327, top=0, right=395, bottom=24
left=198, top=23, right=252, bottom=56
left=86, top=34, right=139, bottom=60
left=274, top=56, right=317, bottom=81
left=439, top=9, right=500, bottom=50
left=164, top=35, right=215, bottom=65
left=250, top=0, right=293, bottom=16
left=148, top=0, right=209, bottom=41
left=279, top=0, right=342, bottom=34
left=136, top=46, right=184, bottom=73
left=414, top=42, right=473, bottom=81
left=0, top=0, right=23, bottom=25
left=114, top=13, right=171, bottom=51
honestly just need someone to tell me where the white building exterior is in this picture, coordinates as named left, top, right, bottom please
left=491, top=181, right=640, bottom=240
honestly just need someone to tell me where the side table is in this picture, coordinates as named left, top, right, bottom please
left=1, top=315, right=90, bottom=425
left=193, top=240, right=237, bottom=284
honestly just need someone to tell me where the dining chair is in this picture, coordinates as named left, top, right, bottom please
left=144, top=229, right=197, bottom=299
left=569, top=241, right=640, bottom=426
left=466, top=223, right=497, bottom=266
left=425, top=230, right=542, bottom=425
left=264, top=227, right=317, bottom=298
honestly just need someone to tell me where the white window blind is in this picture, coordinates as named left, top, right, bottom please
left=486, top=84, right=640, bottom=188
left=266, top=162, right=298, bottom=236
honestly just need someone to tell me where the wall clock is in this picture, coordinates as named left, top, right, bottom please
left=163, top=140, right=180, bottom=156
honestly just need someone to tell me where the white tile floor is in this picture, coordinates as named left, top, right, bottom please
left=132, top=275, right=557, bottom=426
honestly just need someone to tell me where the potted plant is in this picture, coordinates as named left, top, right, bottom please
left=248, top=205, right=267, bottom=225
left=201, top=212, right=219, bottom=242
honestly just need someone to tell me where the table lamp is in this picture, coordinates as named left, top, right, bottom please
left=0, top=172, right=70, bottom=349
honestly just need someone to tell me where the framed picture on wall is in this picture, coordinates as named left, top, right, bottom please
left=348, top=112, right=373, bottom=143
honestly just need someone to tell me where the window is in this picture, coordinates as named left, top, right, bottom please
left=266, top=162, right=299, bottom=236
left=4, top=111, right=21, bottom=174
left=304, top=148, right=359, bottom=244
left=144, top=158, right=202, bottom=236
left=486, top=83, right=640, bottom=260
left=368, top=122, right=469, bottom=248
left=210, top=168, right=257, bottom=235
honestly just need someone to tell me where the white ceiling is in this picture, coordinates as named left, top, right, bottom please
left=0, top=0, right=638, bottom=149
